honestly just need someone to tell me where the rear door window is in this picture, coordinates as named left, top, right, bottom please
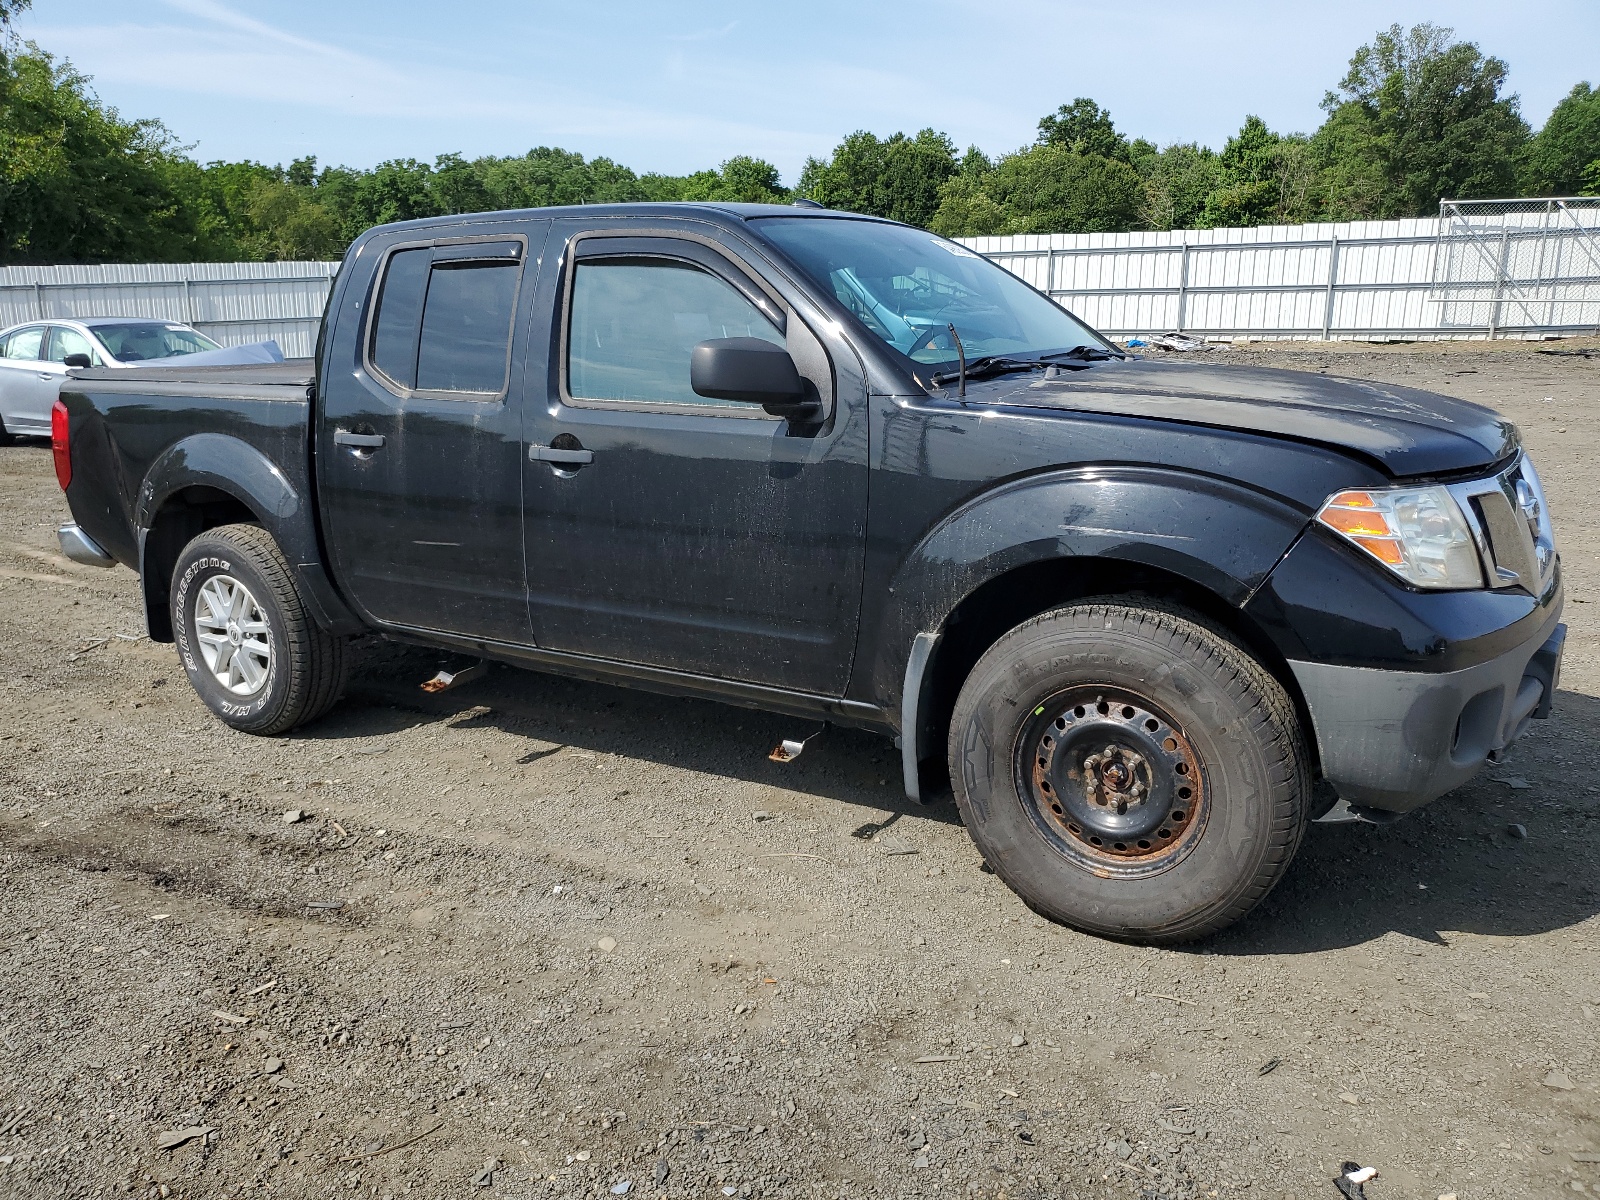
left=1, top=326, right=45, bottom=361
left=368, top=242, right=522, bottom=397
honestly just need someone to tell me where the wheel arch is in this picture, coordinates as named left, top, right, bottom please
left=136, top=434, right=361, bottom=642
left=876, top=468, right=1319, bottom=800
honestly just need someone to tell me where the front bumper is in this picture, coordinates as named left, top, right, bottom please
left=1290, top=613, right=1565, bottom=814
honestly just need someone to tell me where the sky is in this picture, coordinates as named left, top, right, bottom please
left=14, top=0, right=1600, bottom=183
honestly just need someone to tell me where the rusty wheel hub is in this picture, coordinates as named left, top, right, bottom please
left=1017, top=688, right=1207, bottom=870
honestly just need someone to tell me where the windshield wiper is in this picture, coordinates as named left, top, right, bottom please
left=1039, top=345, right=1125, bottom=362
left=929, top=356, right=1043, bottom=388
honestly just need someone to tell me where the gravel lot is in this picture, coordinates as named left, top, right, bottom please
left=1, top=341, right=1597, bottom=1200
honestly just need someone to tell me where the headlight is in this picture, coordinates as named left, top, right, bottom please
left=1316, top=485, right=1484, bottom=589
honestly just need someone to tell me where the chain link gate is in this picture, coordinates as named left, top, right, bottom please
left=1430, top=197, right=1600, bottom=338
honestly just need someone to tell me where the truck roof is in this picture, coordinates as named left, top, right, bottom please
left=361, top=202, right=895, bottom=237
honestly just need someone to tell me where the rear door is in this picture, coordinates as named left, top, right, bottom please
left=318, top=222, right=550, bottom=643
left=520, top=220, right=870, bottom=695
left=0, top=325, right=58, bottom=435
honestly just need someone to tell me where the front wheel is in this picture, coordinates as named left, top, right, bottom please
left=171, top=523, right=349, bottom=735
left=948, top=600, right=1310, bottom=943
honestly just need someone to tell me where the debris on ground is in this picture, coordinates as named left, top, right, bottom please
left=1258, top=1057, right=1282, bottom=1076
left=282, top=808, right=307, bottom=824
left=155, top=1126, right=213, bottom=1151
left=471, top=1157, right=499, bottom=1187
left=1490, top=776, right=1532, bottom=790
left=1507, top=823, right=1529, bottom=838
left=1143, top=332, right=1215, bottom=352
left=1542, top=1071, right=1576, bottom=1090
left=1334, top=1162, right=1378, bottom=1199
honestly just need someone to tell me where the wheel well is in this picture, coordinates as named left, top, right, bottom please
left=142, top=487, right=259, bottom=642
left=916, top=557, right=1320, bottom=791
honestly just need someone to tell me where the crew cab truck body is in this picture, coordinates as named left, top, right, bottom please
left=51, top=203, right=1565, bottom=941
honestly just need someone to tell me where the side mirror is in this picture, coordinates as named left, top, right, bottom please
left=63, top=353, right=92, bottom=369
left=690, top=337, right=818, bottom=421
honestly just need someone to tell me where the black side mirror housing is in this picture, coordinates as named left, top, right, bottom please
left=690, top=338, right=818, bottom=421
left=63, top=353, right=92, bottom=369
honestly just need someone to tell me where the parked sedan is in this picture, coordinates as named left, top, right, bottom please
left=0, top=318, right=229, bottom=437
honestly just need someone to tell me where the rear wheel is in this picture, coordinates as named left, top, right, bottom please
left=171, top=523, right=349, bottom=734
left=948, top=600, right=1309, bottom=943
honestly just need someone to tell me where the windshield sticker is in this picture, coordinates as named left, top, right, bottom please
left=936, top=242, right=981, bottom=259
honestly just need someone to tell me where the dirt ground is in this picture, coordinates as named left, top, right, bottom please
left=1, top=341, right=1597, bottom=1200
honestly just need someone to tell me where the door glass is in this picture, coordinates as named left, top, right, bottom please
left=369, top=248, right=431, bottom=389
left=47, top=327, right=96, bottom=365
left=568, top=260, right=783, bottom=405
left=416, top=262, right=519, bottom=394
left=1, top=327, right=45, bottom=361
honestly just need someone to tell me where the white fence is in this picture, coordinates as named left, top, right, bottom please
left=962, top=200, right=1600, bottom=342
left=0, top=261, right=339, bottom=358
left=6, top=201, right=1599, bottom=352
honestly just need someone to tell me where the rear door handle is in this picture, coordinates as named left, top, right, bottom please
left=530, top=445, right=594, bottom=465
left=334, top=429, right=386, bottom=449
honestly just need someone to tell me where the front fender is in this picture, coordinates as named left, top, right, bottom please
left=867, top=466, right=1311, bottom=718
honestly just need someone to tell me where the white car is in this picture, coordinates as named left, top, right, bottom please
left=0, top=318, right=281, bottom=438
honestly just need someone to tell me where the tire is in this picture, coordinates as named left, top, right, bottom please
left=948, top=600, right=1309, bottom=943
left=171, top=523, right=349, bottom=735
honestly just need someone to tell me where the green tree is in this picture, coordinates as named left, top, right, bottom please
left=798, top=128, right=957, bottom=226
left=983, top=144, right=1143, bottom=235
left=0, top=47, right=198, bottom=263
left=1320, top=22, right=1529, bottom=217
left=1139, top=143, right=1222, bottom=231
left=1037, top=98, right=1129, bottom=162
left=1522, top=83, right=1600, bottom=196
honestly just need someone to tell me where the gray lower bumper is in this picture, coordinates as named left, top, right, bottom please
left=57, top=523, right=116, bottom=568
left=1290, top=612, right=1565, bottom=814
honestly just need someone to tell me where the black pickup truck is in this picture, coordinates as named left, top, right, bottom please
left=51, top=202, right=1564, bottom=941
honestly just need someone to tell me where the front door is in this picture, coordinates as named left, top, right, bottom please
left=317, top=222, right=549, bottom=643
left=521, top=223, right=870, bottom=696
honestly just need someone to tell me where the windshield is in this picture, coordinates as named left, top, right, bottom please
left=753, top=217, right=1107, bottom=370
left=95, top=323, right=221, bottom=363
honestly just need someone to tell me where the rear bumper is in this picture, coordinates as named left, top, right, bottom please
left=1290, top=613, right=1565, bottom=814
left=58, top=522, right=116, bottom=568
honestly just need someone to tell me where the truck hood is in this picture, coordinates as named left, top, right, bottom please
left=983, top=358, right=1516, bottom=477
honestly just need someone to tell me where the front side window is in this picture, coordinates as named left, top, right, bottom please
left=47, top=327, right=98, bottom=365
left=754, top=217, right=1105, bottom=367
left=567, top=259, right=783, bottom=406
left=368, top=244, right=521, bottom=396
left=1, top=327, right=45, bottom=361
left=95, top=323, right=220, bottom=363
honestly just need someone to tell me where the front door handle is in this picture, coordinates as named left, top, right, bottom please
left=38, top=372, right=56, bottom=380
left=334, top=429, right=386, bottom=449
left=530, top=444, right=594, bottom=466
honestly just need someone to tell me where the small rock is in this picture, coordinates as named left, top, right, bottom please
left=913, top=1154, right=931, bottom=1168
left=597, top=936, right=617, bottom=954
left=1507, top=823, right=1528, bottom=839
left=876, top=833, right=919, bottom=856
left=471, top=1157, right=498, bottom=1188
left=653, top=1159, right=670, bottom=1185
left=263, top=1057, right=283, bottom=1075
left=574, top=1150, right=591, bottom=1162
left=611, top=1182, right=632, bottom=1196
left=1339, top=1091, right=1359, bottom=1105
left=282, top=809, right=306, bottom=824
left=908, top=1132, right=926, bottom=1149
left=913, top=935, right=926, bottom=946
left=1490, top=775, right=1532, bottom=790
left=1011, top=1034, right=1027, bottom=1048
left=155, top=1126, right=214, bottom=1151
left=1542, top=1071, right=1576, bottom=1090
left=1113, top=1140, right=1133, bottom=1160
left=1439, top=1193, right=1459, bottom=1200
left=752, top=810, right=772, bottom=821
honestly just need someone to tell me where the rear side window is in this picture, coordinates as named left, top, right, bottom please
left=1, top=326, right=45, bottom=360
left=567, top=259, right=784, bottom=405
left=368, top=244, right=521, bottom=396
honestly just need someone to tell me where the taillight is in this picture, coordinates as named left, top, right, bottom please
left=51, top=399, right=71, bottom=491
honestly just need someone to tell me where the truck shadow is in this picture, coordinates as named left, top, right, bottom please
left=1210, top=686, right=1600, bottom=954
left=303, top=637, right=962, bottom=828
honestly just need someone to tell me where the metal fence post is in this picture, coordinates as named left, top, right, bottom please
left=1175, top=244, right=1191, bottom=332
left=34, top=281, right=46, bottom=320
left=1488, top=227, right=1511, bottom=339
left=1321, top=236, right=1340, bottom=340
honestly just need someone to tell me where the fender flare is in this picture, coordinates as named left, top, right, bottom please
left=876, top=467, right=1311, bottom=800
left=135, top=433, right=362, bottom=638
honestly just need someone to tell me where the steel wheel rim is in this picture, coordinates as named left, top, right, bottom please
left=193, top=573, right=272, bottom=697
left=1014, top=686, right=1209, bottom=879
